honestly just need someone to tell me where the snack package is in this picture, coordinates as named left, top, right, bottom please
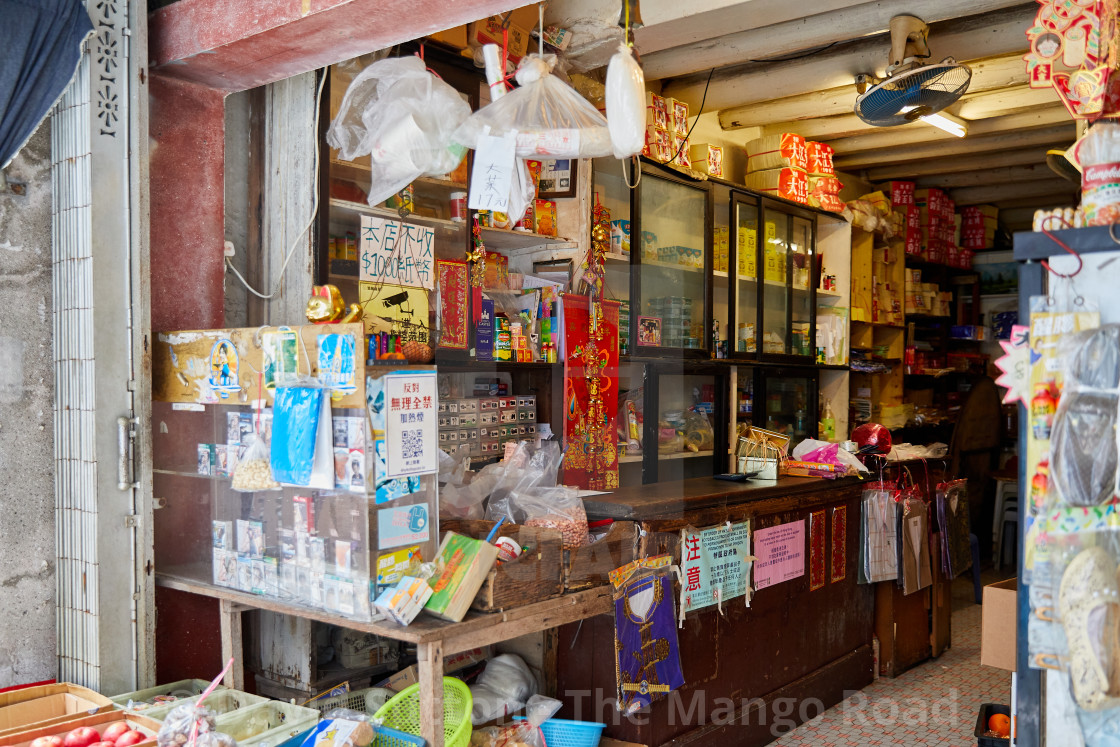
left=453, top=54, right=612, bottom=158
left=231, top=433, right=280, bottom=492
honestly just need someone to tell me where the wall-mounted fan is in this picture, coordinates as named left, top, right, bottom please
left=854, top=15, right=972, bottom=127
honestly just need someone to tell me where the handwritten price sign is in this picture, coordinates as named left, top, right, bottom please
left=359, top=215, right=435, bottom=290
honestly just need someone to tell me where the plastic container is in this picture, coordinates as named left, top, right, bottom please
left=372, top=677, right=472, bottom=747
left=974, top=703, right=1011, bottom=746
left=514, top=717, right=606, bottom=747
left=306, top=687, right=394, bottom=716
left=139, top=690, right=268, bottom=722
left=215, top=700, right=320, bottom=747
left=110, top=679, right=223, bottom=712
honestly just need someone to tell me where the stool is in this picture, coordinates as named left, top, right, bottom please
left=992, top=478, right=1019, bottom=545
left=995, top=508, right=1018, bottom=571
left=969, top=533, right=983, bottom=604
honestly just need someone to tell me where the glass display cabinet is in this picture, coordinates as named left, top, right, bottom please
left=631, top=165, right=711, bottom=356
left=753, top=366, right=818, bottom=451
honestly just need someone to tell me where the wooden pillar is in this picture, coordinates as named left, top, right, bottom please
left=218, top=599, right=245, bottom=689
left=417, top=641, right=445, bottom=747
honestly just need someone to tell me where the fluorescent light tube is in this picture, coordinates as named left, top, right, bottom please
left=920, top=112, right=967, bottom=137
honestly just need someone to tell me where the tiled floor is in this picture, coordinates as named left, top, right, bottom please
left=773, top=570, right=1015, bottom=746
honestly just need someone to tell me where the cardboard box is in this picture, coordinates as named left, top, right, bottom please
left=981, top=578, right=1018, bottom=671
left=0, top=685, right=114, bottom=737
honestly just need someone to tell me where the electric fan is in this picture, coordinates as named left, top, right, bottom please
left=854, top=15, right=972, bottom=127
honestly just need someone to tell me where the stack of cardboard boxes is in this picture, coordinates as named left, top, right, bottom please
left=961, top=205, right=998, bottom=250
left=905, top=268, right=953, bottom=317
left=745, top=132, right=809, bottom=204
left=643, top=92, right=692, bottom=169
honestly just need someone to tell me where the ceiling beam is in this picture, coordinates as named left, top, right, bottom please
left=635, top=0, right=872, bottom=58
left=718, top=53, right=1030, bottom=130
left=832, top=125, right=1076, bottom=170
left=951, top=178, right=1078, bottom=206
left=915, top=164, right=1060, bottom=189
left=659, top=6, right=1037, bottom=110
left=956, top=85, right=1064, bottom=119
left=828, top=107, right=1072, bottom=156
left=641, top=0, right=1028, bottom=81
left=865, top=148, right=1058, bottom=181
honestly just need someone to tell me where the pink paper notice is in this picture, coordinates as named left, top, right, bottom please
left=753, top=520, right=806, bottom=590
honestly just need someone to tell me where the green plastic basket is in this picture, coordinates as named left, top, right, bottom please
left=371, top=678, right=472, bottom=747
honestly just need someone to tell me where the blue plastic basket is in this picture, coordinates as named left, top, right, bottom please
left=373, top=725, right=427, bottom=747
left=513, top=718, right=605, bottom=747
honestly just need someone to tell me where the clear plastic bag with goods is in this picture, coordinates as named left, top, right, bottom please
left=485, top=441, right=588, bottom=548
left=469, top=653, right=537, bottom=725
left=157, top=704, right=227, bottom=747
left=452, top=54, right=613, bottom=158
left=1047, top=325, right=1120, bottom=509
left=469, top=695, right=562, bottom=747
left=327, top=56, right=470, bottom=206
left=231, top=429, right=280, bottom=492
left=605, top=44, right=645, bottom=158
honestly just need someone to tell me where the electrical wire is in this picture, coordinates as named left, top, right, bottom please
left=667, top=67, right=714, bottom=166
left=748, top=41, right=839, bottom=63
left=225, top=69, right=329, bottom=300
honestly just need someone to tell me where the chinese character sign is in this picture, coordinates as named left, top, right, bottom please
left=678, top=521, right=753, bottom=614
left=383, top=372, right=438, bottom=478
left=753, top=520, right=806, bottom=590
left=359, top=215, right=435, bottom=290
left=468, top=129, right=517, bottom=212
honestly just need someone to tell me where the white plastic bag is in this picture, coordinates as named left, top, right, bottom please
left=327, top=57, right=470, bottom=206
left=453, top=54, right=613, bottom=158
left=605, top=44, right=645, bottom=159
left=469, top=654, right=537, bottom=724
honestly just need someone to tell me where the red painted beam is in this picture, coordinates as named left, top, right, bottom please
left=150, top=0, right=529, bottom=91
left=149, top=73, right=227, bottom=332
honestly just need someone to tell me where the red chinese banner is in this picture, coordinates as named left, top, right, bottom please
left=435, top=259, right=469, bottom=350
left=562, top=295, right=620, bottom=490
left=830, top=505, right=847, bottom=584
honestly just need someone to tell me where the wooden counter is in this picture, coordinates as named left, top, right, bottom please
left=560, top=475, right=874, bottom=747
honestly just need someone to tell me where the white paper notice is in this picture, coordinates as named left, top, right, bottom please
left=359, top=215, right=435, bottom=290
left=384, top=372, right=439, bottom=478
left=469, top=128, right=518, bottom=212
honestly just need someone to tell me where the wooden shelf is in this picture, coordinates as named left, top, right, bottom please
left=479, top=226, right=577, bottom=252
left=659, top=449, right=715, bottom=461
left=330, top=160, right=465, bottom=192
left=619, top=454, right=643, bottom=464
left=817, top=288, right=844, bottom=298
left=642, top=258, right=705, bottom=274
left=329, top=198, right=463, bottom=232
left=605, top=252, right=631, bottom=263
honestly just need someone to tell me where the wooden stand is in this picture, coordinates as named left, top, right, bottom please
left=157, top=572, right=612, bottom=747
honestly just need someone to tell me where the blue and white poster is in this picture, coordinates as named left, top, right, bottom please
left=679, top=520, right=753, bottom=614
left=377, top=504, right=431, bottom=549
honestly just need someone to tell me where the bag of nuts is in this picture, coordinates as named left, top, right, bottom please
left=231, top=434, right=280, bottom=492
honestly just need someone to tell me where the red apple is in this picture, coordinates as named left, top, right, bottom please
left=113, top=731, right=146, bottom=747
left=63, top=727, right=101, bottom=747
left=101, top=724, right=130, bottom=743
left=91, top=741, right=116, bottom=747
left=30, top=737, right=64, bottom=747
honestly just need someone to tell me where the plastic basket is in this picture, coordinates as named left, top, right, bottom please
left=215, top=700, right=320, bottom=747
left=373, top=725, right=427, bottom=747
left=516, top=718, right=605, bottom=747
left=141, top=690, right=269, bottom=722
left=307, top=687, right=394, bottom=716
left=372, top=678, right=471, bottom=747
left=110, top=679, right=224, bottom=711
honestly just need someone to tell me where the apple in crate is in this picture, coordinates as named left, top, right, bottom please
left=64, top=728, right=102, bottom=747
left=113, top=732, right=145, bottom=747
left=30, top=737, right=64, bottom=747
left=101, top=725, right=130, bottom=744
left=91, top=742, right=116, bottom=747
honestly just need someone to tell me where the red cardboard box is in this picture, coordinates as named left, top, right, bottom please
left=889, top=181, right=915, bottom=207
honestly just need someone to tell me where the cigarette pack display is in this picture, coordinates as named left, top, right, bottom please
left=212, top=520, right=233, bottom=550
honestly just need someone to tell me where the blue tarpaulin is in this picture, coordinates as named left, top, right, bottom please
left=0, top=0, right=92, bottom=167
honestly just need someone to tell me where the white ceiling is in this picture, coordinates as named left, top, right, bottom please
left=551, top=0, right=1079, bottom=232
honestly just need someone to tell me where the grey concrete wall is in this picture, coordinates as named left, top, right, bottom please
left=0, top=122, right=57, bottom=687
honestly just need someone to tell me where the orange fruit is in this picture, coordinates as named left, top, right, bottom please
left=988, top=713, right=1011, bottom=737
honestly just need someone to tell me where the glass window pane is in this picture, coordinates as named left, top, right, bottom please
left=791, top=217, right=813, bottom=357
left=735, top=200, right=758, bottom=353
left=761, top=210, right=788, bottom=354
left=762, top=374, right=814, bottom=450
left=639, top=178, right=707, bottom=351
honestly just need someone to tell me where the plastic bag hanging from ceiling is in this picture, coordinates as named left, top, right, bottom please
left=452, top=54, right=613, bottom=158
left=326, top=56, right=470, bottom=206
left=605, top=44, right=646, bottom=159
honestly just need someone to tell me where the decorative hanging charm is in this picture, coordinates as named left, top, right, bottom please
left=468, top=215, right=487, bottom=287
left=1024, top=0, right=1120, bottom=119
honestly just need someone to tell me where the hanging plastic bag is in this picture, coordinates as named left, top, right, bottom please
left=935, top=479, right=972, bottom=579
left=231, top=431, right=280, bottom=492
left=471, top=695, right=561, bottom=747
left=271, top=383, right=334, bottom=487
left=452, top=54, right=613, bottom=158
left=327, top=56, right=470, bottom=206
left=859, top=482, right=899, bottom=584
left=605, top=44, right=645, bottom=158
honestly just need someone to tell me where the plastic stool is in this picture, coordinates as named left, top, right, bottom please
left=995, top=508, right=1018, bottom=571
left=969, top=533, right=983, bottom=604
left=992, top=478, right=1019, bottom=544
